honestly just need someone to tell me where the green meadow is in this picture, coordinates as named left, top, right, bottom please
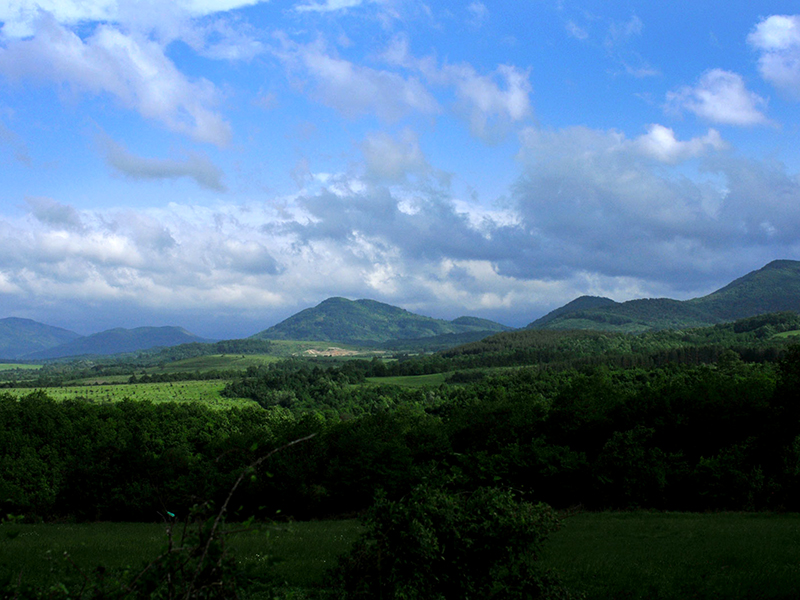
left=3, top=513, right=799, bottom=599
left=2, top=380, right=255, bottom=408
left=0, top=363, right=42, bottom=371
left=365, top=373, right=447, bottom=387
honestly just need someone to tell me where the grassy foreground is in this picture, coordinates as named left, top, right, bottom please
left=2, top=512, right=799, bottom=598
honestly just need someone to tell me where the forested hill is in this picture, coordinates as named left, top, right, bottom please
left=251, top=297, right=511, bottom=345
left=527, top=260, right=800, bottom=333
left=25, top=326, right=213, bottom=360
left=0, top=317, right=81, bottom=360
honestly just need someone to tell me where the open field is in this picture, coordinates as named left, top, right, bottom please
left=0, top=363, right=42, bottom=371
left=774, top=329, right=800, bottom=339
left=1, top=380, right=256, bottom=408
left=3, top=512, right=799, bottom=599
left=545, top=511, right=800, bottom=600
left=365, top=373, right=447, bottom=387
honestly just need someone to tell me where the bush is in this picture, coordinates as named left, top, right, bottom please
left=325, top=485, right=578, bottom=599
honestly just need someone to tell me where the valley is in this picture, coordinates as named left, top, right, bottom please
left=3, top=260, right=800, bottom=598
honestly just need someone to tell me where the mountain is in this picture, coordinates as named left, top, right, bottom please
left=527, top=260, right=800, bottom=333
left=251, top=297, right=511, bottom=346
left=26, top=326, right=213, bottom=360
left=526, top=296, right=617, bottom=329
left=687, top=259, right=800, bottom=320
left=0, top=317, right=82, bottom=360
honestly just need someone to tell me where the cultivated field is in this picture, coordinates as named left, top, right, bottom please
left=2, top=380, right=256, bottom=408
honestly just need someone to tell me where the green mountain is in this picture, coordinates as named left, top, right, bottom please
left=0, top=317, right=82, bottom=360
left=527, top=260, right=800, bottom=333
left=251, top=297, right=511, bottom=346
left=526, top=296, right=617, bottom=329
left=27, top=326, right=213, bottom=360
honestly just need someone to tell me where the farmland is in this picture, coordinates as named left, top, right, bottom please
left=2, top=379, right=255, bottom=408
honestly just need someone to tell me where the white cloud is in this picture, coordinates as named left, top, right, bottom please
left=666, top=69, right=770, bottom=126
left=748, top=15, right=800, bottom=99
left=512, top=125, right=800, bottom=286
left=0, top=16, right=232, bottom=145
left=361, top=129, right=429, bottom=182
left=566, top=20, right=588, bottom=40
left=25, top=196, right=86, bottom=232
left=276, top=37, right=439, bottom=121
left=467, top=2, right=488, bottom=28
left=101, top=137, right=227, bottom=190
left=382, top=35, right=533, bottom=141
left=0, top=0, right=267, bottom=38
left=634, top=124, right=726, bottom=164
left=295, top=0, right=371, bottom=12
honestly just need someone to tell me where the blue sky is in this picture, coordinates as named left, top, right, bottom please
left=2, top=1, right=800, bottom=338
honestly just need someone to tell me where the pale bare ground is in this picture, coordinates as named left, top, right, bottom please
left=302, top=347, right=384, bottom=357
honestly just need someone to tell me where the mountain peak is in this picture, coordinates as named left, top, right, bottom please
left=252, top=298, right=508, bottom=345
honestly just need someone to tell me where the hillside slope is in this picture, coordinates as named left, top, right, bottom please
left=251, top=297, right=510, bottom=345
left=0, top=318, right=82, bottom=360
left=527, top=260, right=800, bottom=332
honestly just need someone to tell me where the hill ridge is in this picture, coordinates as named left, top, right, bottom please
left=528, top=259, right=800, bottom=332
left=251, top=297, right=511, bottom=346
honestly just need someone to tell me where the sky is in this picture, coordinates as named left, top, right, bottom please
left=2, top=1, right=800, bottom=339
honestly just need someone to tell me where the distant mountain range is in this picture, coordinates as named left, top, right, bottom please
left=250, top=297, right=512, bottom=346
left=3, top=259, right=800, bottom=360
left=0, top=318, right=82, bottom=360
left=527, top=260, right=800, bottom=332
left=0, top=323, right=213, bottom=361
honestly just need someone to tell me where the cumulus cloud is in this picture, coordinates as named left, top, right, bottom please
left=382, top=35, right=533, bottom=141
left=3, top=127, right=800, bottom=336
left=634, top=124, right=726, bottom=164
left=511, top=125, right=800, bottom=286
left=276, top=36, right=439, bottom=121
left=0, top=0, right=267, bottom=38
left=0, top=15, right=232, bottom=145
left=25, top=196, right=85, bottom=232
left=748, top=14, right=800, bottom=98
left=361, top=129, right=429, bottom=182
left=101, top=137, right=227, bottom=191
left=666, top=69, right=770, bottom=126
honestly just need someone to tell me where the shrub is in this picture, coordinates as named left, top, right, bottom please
left=325, top=485, right=578, bottom=599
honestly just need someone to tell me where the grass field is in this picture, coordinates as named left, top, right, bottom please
left=544, top=511, right=800, bottom=600
left=3, top=512, right=799, bottom=599
left=2, top=380, right=256, bottom=408
left=774, top=330, right=800, bottom=339
left=0, top=363, right=42, bottom=371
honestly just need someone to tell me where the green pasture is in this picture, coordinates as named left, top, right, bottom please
left=2, top=380, right=255, bottom=408
left=0, top=363, right=42, bottom=371
left=0, top=520, right=360, bottom=596
left=544, top=511, right=800, bottom=600
left=4, top=512, right=799, bottom=599
left=774, top=329, right=800, bottom=338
